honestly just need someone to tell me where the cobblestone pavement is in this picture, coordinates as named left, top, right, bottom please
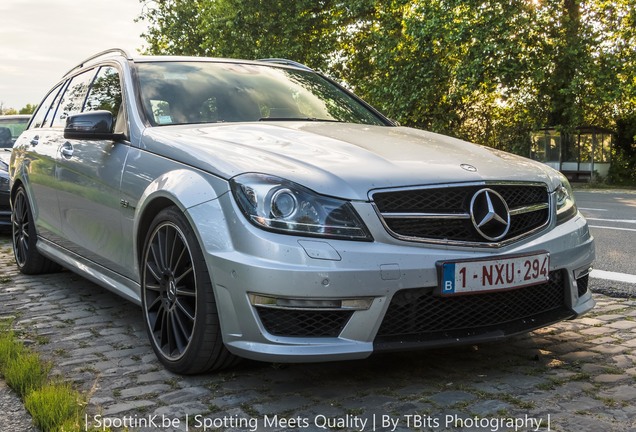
left=1, top=233, right=635, bottom=432
left=0, top=380, right=37, bottom=432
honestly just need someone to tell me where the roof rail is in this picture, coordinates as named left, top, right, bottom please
left=258, top=58, right=313, bottom=72
left=62, top=48, right=133, bottom=77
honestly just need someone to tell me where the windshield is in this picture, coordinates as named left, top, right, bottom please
left=0, top=116, right=30, bottom=148
left=135, top=62, right=387, bottom=127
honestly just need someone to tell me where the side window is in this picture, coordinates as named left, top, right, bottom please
left=29, top=83, right=66, bottom=129
left=84, top=66, right=122, bottom=117
left=51, top=69, right=97, bottom=128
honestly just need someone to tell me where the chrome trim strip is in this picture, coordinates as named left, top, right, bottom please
left=509, top=203, right=549, bottom=216
left=368, top=180, right=550, bottom=199
left=382, top=212, right=470, bottom=220
left=248, top=294, right=374, bottom=311
left=574, top=265, right=593, bottom=279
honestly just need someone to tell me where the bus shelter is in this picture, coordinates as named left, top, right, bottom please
left=530, top=127, right=613, bottom=181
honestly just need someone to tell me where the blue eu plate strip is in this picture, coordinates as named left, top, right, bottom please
left=442, top=263, right=455, bottom=294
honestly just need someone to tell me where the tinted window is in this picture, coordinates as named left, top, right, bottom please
left=0, top=117, right=30, bottom=147
left=136, top=62, right=386, bottom=126
left=52, top=69, right=98, bottom=128
left=30, top=83, right=66, bottom=129
left=84, top=66, right=122, bottom=116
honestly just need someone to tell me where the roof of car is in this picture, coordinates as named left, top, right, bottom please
left=63, top=48, right=313, bottom=78
left=0, top=114, right=31, bottom=121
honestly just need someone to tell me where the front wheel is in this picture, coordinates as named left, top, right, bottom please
left=141, top=206, right=238, bottom=374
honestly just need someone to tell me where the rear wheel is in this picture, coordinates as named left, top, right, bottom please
left=12, top=186, right=61, bottom=274
left=141, top=206, right=238, bottom=374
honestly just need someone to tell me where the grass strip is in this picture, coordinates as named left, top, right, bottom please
left=0, top=319, right=88, bottom=431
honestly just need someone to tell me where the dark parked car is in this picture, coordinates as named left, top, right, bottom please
left=9, top=49, right=594, bottom=374
left=0, top=114, right=31, bottom=146
left=1, top=114, right=30, bottom=229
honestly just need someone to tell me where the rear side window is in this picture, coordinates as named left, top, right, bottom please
left=30, top=83, right=66, bottom=129
left=51, top=69, right=98, bottom=128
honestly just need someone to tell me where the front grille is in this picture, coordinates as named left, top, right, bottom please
left=375, top=270, right=570, bottom=347
left=256, top=307, right=353, bottom=337
left=372, top=183, right=550, bottom=245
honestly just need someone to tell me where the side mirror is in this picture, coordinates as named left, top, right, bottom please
left=64, top=111, right=124, bottom=140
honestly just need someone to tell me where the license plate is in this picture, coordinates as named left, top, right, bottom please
left=437, top=252, right=550, bottom=296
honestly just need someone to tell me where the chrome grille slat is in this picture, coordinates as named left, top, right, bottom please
left=382, top=212, right=470, bottom=220
left=509, top=203, right=550, bottom=216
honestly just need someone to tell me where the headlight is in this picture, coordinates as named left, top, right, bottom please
left=231, top=173, right=372, bottom=241
left=555, top=174, right=577, bottom=224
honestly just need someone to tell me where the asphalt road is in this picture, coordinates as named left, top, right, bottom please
left=575, top=189, right=636, bottom=298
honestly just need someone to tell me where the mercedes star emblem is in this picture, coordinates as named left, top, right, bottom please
left=470, top=189, right=511, bottom=241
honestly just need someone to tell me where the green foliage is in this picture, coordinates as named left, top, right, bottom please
left=138, top=0, right=636, bottom=176
left=18, top=103, right=37, bottom=115
left=141, top=0, right=353, bottom=72
left=0, top=103, right=37, bottom=115
left=1, top=324, right=89, bottom=432
left=607, top=115, right=636, bottom=185
left=0, top=329, right=23, bottom=368
left=25, top=383, right=84, bottom=432
left=4, top=350, right=50, bottom=398
left=607, top=148, right=636, bottom=185
left=0, top=107, right=18, bottom=115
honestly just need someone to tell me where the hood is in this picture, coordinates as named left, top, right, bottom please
left=141, top=122, right=557, bottom=200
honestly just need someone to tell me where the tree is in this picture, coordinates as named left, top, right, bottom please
left=337, top=0, right=553, bottom=150
left=139, top=0, right=636, bottom=164
left=19, top=104, right=37, bottom=115
left=141, top=0, right=349, bottom=72
left=0, top=103, right=37, bottom=115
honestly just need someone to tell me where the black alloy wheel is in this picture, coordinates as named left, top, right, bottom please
left=12, top=187, right=31, bottom=268
left=141, top=206, right=237, bottom=374
left=12, top=186, right=59, bottom=274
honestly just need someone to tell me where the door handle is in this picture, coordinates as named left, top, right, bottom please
left=30, top=135, right=39, bottom=146
left=61, top=142, right=74, bottom=158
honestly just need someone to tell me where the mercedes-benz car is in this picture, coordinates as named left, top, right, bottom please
left=9, top=49, right=595, bottom=374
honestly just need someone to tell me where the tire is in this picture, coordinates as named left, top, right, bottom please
left=141, top=206, right=238, bottom=374
left=12, top=186, right=61, bottom=275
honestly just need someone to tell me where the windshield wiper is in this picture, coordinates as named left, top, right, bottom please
left=258, top=117, right=344, bottom=123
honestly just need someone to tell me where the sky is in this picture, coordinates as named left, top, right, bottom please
left=0, top=0, right=147, bottom=111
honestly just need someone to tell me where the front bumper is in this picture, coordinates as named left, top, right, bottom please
left=190, top=197, right=595, bottom=363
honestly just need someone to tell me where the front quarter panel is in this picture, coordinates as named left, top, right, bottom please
left=119, top=145, right=231, bottom=286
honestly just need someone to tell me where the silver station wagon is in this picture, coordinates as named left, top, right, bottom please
left=9, top=49, right=595, bottom=374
